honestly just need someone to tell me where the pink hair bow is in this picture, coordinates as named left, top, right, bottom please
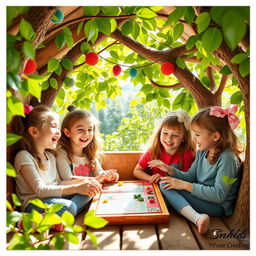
left=24, top=104, right=34, bottom=115
left=210, top=104, right=240, bottom=130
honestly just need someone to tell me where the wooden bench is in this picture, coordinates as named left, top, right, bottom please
left=7, top=152, right=249, bottom=250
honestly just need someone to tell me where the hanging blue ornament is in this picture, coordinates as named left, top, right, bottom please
left=51, top=9, right=64, bottom=24
left=130, top=68, right=138, bottom=78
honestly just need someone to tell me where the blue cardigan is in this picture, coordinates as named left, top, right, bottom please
left=171, top=148, right=241, bottom=216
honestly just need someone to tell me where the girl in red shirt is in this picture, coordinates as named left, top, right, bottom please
left=133, top=109, right=195, bottom=183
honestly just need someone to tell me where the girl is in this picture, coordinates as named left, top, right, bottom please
left=156, top=105, right=243, bottom=235
left=56, top=105, right=119, bottom=183
left=133, top=109, right=195, bottom=183
left=13, top=105, right=101, bottom=228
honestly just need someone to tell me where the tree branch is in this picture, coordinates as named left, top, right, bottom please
left=214, top=74, right=229, bottom=98
left=207, top=66, right=216, bottom=91
left=148, top=78, right=184, bottom=89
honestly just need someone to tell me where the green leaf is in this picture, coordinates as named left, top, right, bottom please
left=40, top=213, right=61, bottom=226
left=165, top=7, right=187, bottom=26
left=84, top=20, right=98, bottom=42
left=110, top=18, right=117, bottom=33
left=230, top=91, right=243, bottom=104
left=239, top=58, right=249, bottom=77
left=81, top=42, right=91, bottom=53
left=202, top=28, right=222, bottom=53
left=28, top=79, right=41, bottom=99
left=109, top=50, right=118, bottom=59
left=72, top=225, right=84, bottom=233
left=61, top=58, right=73, bottom=71
left=146, top=93, right=154, bottom=102
left=101, top=6, right=120, bottom=16
left=220, top=65, right=232, bottom=75
left=48, top=203, right=65, bottom=214
left=7, top=162, right=16, bottom=177
left=98, top=81, right=108, bottom=92
left=121, top=20, right=133, bottom=36
left=19, top=19, right=35, bottom=40
left=83, top=6, right=100, bottom=16
left=130, top=99, right=138, bottom=107
left=41, top=80, right=49, bottom=90
left=230, top=53, right=248, bottom=64
left=48, top=58, right=59, bottom=72
left=172, top=92, right=186, bottom=109
left=210, top=7, right=228, bottom=25
left=31, top=209, right=43, bottom=225
left=131, top=22, right=140, bottom=40
left=186, top=35, right=197, bottom=50
left=61, top=211, right=75, bottom=226
left=176, top=57, right=186, bottom=69
left=96, top=18, right=111, bottom=35
left=29, top=199, right=47, bottom=209
left=49, top=78, right=58, bottom=89
left=84, top=210, right=108, bottom=228
left=6, top=200, right=13, bottom=211
left=222, top=8, right=247, bottom=51
left=7, top=96, right=25, bottom=117
left=222, top=176, right=238, bottom=185
left=7, top=211, right=22, bottom=226
left=22, top=41, right=35, bottom=59
left=55, top=32, right=66, bottom=49
left=86, top=230, right=98, bottom=246
left=137, top=7, right=157, bottom=18
left=64, top=28, right=74, bottom=48
left=163, top=99, right=170, bottom=108
left=184, top=7, right=195, bottom=25
left=7, top=47, right=20, bottom=72
left=77, top=21, right=84, bottom=35
left=7, top=72, right=21, bottom=90
left=51, top=235, right=65, bottom=250
left=7, top=133, right=22, bottom=146
left=65, top=232, right=79, bottom=244
left=172, top=23, right=184, bottom=41
left=195, top=12, right=210, bottom=34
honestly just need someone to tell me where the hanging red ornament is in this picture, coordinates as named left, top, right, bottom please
left=24, top=59, right=37, bottom=74
left=161, top=62, right=175, bottom=75
left=85, top=52, right=99, bottom=66
left=113, top=65, right=122, bottom=76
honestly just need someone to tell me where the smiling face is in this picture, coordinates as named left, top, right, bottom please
left=191, top=123, right=217, bottom=152
left=64, top=117, right=94, bottom=156
left=35, top=113, right=61, bottom=150
left=160, top=125, right=185, bottom=155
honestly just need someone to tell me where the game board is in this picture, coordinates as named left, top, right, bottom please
left=89, top=180, right=170, bottom=225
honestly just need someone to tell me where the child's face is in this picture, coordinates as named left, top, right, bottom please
left=36, top=113, right=61, bottom=149
left=160, top=125, right=185, bottom=155
left=191, top=124, right=216, bottom=151
left=64, top=117, right=94, bottom=150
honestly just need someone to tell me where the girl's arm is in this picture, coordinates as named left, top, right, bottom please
left=133, top=163, right=152, bottom=182
left=56, top=150, right=73, bottom=181
left=191, top=152, right=240, bottom=204
left=20, top=165, right=101, bottom=198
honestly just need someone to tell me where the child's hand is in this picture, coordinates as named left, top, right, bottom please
left=148, top=160, right=173, bottom=174
left=107, top=169, right=119, bottom=181
left=150, top=173, right=162, bottom=184
left=96, top=170, right=119, bottom=182
left=78, top=179, right=102, bottom=197
left=160, top=177, right=192, bottom=191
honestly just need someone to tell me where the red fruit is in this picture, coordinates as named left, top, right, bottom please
left=149, top=198, right=155, bottom=203
left=24, top=59, right=37, bottom=74
left=161, top=62, right=175, bottom=75
left=113, top=65, right=122, bottom=76
left=85, top=52, right=99, bottom=66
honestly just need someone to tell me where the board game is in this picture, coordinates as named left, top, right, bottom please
left=89, top=180, right=170, bottom=225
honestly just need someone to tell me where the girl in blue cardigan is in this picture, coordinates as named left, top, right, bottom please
left=149, top=105, right=243, bottom=235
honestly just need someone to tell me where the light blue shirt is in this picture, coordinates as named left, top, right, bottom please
left=171, top=148, right=241, bottom=216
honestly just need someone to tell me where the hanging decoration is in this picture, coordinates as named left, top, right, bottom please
left=51, top=9, right=64, bottom=24
left=129, top=67, right=138, bottom=78
left=161, top=62, right=175, bottom=75
left=85, top=52, right=99, bottom=66
left=112, top=65, right=122, bottom=76
left=24, top=59, right=37, bottom=74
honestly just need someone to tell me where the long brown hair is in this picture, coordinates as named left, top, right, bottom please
left=58, top=106, right=102, bottom=170
left=191, top=107, right=243, bottom=164
left=12, top=105, right=57, bottom=170
left=147, top=112, right=194, bottom=169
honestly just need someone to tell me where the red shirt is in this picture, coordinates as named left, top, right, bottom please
left=138, top=147, right=195, bottom=176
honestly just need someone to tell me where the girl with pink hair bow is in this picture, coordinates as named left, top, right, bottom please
left=151, top=105, right=243, bottom=235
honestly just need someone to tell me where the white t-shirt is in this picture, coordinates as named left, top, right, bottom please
left=14, top=150, right=63, bottom=211
left=56, top=148, right=103, bottom=181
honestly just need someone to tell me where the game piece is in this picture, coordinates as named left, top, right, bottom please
left=118, top=182, right=124, bottom=186
left=149, top=198, right=155, bottom=203
left=146, top=187, right=152, bottom=190
left=103, top=199, right=108, bottom=203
